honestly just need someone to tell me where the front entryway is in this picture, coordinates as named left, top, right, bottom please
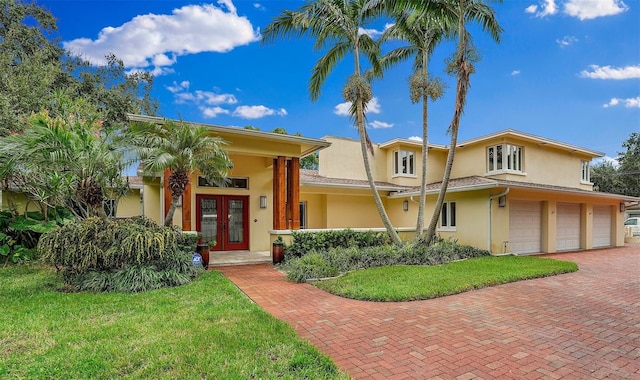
left=196, top=195, right=249, bottom=251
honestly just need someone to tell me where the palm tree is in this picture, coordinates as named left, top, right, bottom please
left=126, top=120, right=231, bottom=226
left=379, top=10, right=450, bottom=238
left=262, top=0, right=402, bottom=244
left=422, top=0, right=502, bottom=244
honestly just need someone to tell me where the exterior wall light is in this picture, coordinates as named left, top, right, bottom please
left=260, top=195, right=268, bottom=209
left=403, top=200, right=409, bottom=212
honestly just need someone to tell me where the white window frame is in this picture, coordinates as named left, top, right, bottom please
left=487, top=144, right=524, bottom=174
left=581, top=160, right=591, bottom=184
left=393, top=150, right=416, bottom=177
left=438, top=201, right=456, bottom=231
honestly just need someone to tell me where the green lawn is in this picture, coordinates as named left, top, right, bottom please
left=314, top=255, right=578, bottom=302
left=0, top=266, right=348, bottom=379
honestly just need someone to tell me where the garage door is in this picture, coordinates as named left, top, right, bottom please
left=593, top=206, right=612, bottom=248
left=510, top=201, right=542, bottom=254
left=557, top=203, right=581, bottom=251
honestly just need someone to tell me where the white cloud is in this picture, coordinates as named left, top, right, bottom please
left=368, top=120, right=393, bottom=129
left=358, top=23, right=393, bottom=38
left=525, top=0, right=558, bottom=17
left=595, top=156, right=619, bottom=167
left=63, top=2, right=260, bottom=73
left=166, top=80, right=190, bottom=93
left=201, top=106, right=230, bottom=118
left=564, top=0, right=628, bottom=20
left=334, top=98, right=382, bottom=116
left=580, top=65, right=640, bottom=80
left=556, top=35, right=578, bottom=47
left=511, top=70, right=521, bottom=76
left=603, top=97, right=640, bottom=108
left=408, top=136, right=423, bottom=141
left=232, top=105, right=287, bottom=119
left=253, top=3, right=266, bottom=11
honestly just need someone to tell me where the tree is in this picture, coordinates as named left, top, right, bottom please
left=379, top=10, right=450, bottom=238
left=617, top=133, right=640, bottom=197
left=0, top=0, right=157, bottom=136
left=126, top=120, right=232, bottom=226
left=0, top=94, right=131, bottom=219
left=418, top=0, right=502, bottom=244
left=301, top=152, right=320, bottom=170
left=263, top=0, right=402, bottom=244
left=591, top=160, right=626, bottom=195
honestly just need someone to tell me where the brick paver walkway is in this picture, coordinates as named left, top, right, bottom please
left=217, top=245, right=640, bottom=379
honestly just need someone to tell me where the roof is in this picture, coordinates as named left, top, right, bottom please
left=389, top=175, right=640, bottom=201
left=301, top=170, right=411, bottom=192
left=457, top=129, right=604, bottom=158
left=127, top=114, right=331, bottom=158
left=378, top=138, right=448, bottom=151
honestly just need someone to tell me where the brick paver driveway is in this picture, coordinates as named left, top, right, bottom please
left=218, top=245, right=640, bottom=379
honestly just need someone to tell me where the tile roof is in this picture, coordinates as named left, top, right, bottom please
left=301, top=169, right=411, bottom=191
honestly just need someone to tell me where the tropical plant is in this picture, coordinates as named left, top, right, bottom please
left=38, top=216, right=202, bottom=292
left=379, top=9, right=450, bottom=238
left=125, top=120, right=232, bottom=226
left=0, top=94, right=132, bottom=219
left=263, top=0, right=402, bottom=244
left=386, top=0, right=502, bottom=243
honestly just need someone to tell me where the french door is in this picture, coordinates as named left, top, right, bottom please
left=196, top=195, right=249, bottom=251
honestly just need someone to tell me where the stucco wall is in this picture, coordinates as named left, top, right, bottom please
left=319, top=137, right=386, bottom=182
left=116, top=190, right=142, bottom=218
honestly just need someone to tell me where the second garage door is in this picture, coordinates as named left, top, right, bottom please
left=510, top=201, right=542, bottom=255
left=593, top=205, right=612, bottom=248
left=557, top=203, right=581, bottom=251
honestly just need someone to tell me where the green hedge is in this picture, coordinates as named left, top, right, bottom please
left=283, top=239, right=491, bottom=283
left=284, top=229, right=389, bottom=258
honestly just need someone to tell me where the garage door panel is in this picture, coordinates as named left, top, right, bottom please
left=557, top=203, right=580, bottom=251
left=510, top=201, right=542, bottom=255
left=593, top=206, right=611, bottom=248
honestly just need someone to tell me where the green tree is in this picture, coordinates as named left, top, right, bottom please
left=380, top=10, right=450, bottom=238
left=617, top=133, right=640, bottom=197
left=263, top=0, right=402, bottom=244
left=0, top=0, right=157, bottom=136
left=416, top=0, right=502, bottom=244
left=301, top=152, right=320, bottom=170
left=126, top=120, right=232, bottom=226
left=591, top=160, right=626, bottom=195
left=0, top=94, right=130, bottom=219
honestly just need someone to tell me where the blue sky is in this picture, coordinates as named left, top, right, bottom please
left=40, top=0, right=639, bottom=161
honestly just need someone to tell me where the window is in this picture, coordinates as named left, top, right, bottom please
left=581, top=161, right=590, bottom=183
left=487, top=144, right=523, bottom=173
left=393, top=150, right=415, bottom=176
left=440, top=201, right=456, bottom=230
left=198, top=176, right=248, bottom=189
left=299, top=201, right=307, bottom=229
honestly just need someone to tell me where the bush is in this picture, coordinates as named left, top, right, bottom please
left=282, top=238, right=491, bottom=283
left=39, top=216, right=202, bottom=292
left=284, top=229, right=389, bottom=258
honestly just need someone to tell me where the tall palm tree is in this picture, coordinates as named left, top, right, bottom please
left=126, top=120, right=231, bottom=226
left=262, top=0, right=402, bottom=244
left=422, top=0, right=502, bottom=244
left=379, top=10, right=450, bottom=238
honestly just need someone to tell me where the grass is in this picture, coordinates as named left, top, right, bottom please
left=314, top=255, right=578, bottom=302
left=0, top=266, right=349, bottom=379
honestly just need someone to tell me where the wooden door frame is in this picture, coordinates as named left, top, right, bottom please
left=195, top=194, right=250, bottom=251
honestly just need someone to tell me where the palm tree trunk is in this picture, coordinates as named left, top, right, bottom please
left=424, top=1, right=471, bottom=244
left=164, top=194, right=181, bottom=226
left=416, top=52, right=429, bottom=239
left=354, top=44, right=402, bottom=245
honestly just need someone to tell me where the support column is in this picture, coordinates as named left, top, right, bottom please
left=273, top=156, right=287, bottom=230
left=163, top=169, right=171, bottom=222
left=287, top=157, right=300, bottom=230
left=182, top=181, right=192, bottom=231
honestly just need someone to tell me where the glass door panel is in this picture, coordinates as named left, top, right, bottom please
left=199, top=197, right=219, bottom=247
left=227, top=199, right=244, bottom=244
left=196, top=195, right=248, bottom=251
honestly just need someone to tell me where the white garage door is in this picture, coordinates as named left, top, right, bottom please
left=510, top=201, right=542, bottom=255
left=557, top=203, right=581, bottom=251
left=593, top=206, right=612, bottom=248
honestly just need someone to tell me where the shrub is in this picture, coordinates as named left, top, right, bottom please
left=39, top=216, right=202, bottom=292
left=284, top=229, right=389, bottom=258
left=282, top=239, right=491, bottom=282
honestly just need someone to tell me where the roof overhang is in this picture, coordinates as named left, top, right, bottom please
left=127, top=114, right=331, bottom=158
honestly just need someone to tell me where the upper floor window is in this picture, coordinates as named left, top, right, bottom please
left=487, top=144, right=523, bottom=173
left=440, top=201, right=456, bottom=230
left=393, top=150, right=415, bottom=176
left=581, top=160, right=590, bottom=183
